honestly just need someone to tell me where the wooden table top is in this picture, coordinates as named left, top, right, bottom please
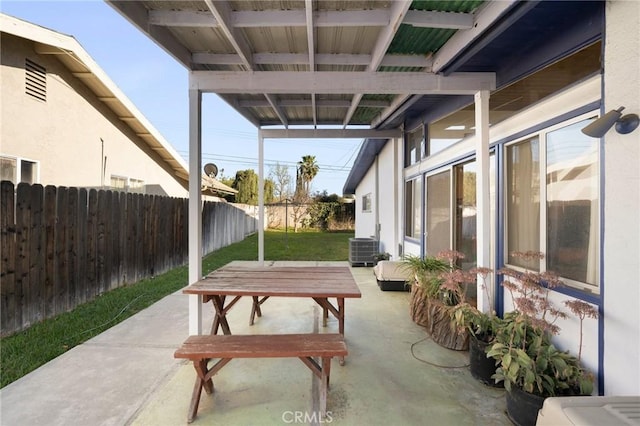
left=183, top=266, right=362, bottom=298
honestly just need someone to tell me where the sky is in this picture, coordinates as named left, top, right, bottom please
left=1, top=0, right=364, bottom=195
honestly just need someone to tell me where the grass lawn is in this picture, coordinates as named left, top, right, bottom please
left=0, top=230, right=353, bottom=388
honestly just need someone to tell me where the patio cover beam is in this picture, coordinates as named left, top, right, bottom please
left=192, top=52, right=433, bottom=68
left=190, top=71, right=496, bottom=95
left=148, top=9, right=473, bottom=30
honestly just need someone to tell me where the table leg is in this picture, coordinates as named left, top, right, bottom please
left=312, top=297, right=347, bottom=366
left=249, top=296, right=269, bottom=325
left=338, top=298, right=345, bottom=365
left=211, top=296, right=232, bottom=335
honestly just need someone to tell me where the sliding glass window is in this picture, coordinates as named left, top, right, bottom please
left=504, top=116, right=599, bottom=290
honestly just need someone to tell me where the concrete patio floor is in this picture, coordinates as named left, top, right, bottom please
left=1, top=261, right=510, bottom=426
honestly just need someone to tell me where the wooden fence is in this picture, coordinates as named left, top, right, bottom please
left=0, top=181, right=257, bottom=336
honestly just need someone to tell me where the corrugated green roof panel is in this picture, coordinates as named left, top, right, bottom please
left=352, top=107, right=383, bottom=124
left=387, top=26, right=456, bottom=55
left=388, top=0, right=485, bottom=55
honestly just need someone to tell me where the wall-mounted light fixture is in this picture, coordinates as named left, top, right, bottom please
left=581, top=106, right=640, bottom=138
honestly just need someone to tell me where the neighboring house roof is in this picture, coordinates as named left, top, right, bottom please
left=0, top=13, right=190, bottom=188
left=202, top=174, right=238, bottom=196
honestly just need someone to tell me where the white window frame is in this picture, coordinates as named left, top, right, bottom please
left=0, top=155, right=40, bottom=184
left=362, top=193, right=372, bottom=213
left=503, top=111, right=600, bottom=292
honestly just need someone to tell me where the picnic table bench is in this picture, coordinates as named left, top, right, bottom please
left=174, top=333, right=348, bottom=423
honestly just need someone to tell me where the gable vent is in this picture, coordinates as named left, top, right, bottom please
left=25, top=58, right=46, bottom=102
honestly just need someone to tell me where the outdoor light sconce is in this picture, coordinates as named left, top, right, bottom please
left=581, top=106, right=640, bottom=138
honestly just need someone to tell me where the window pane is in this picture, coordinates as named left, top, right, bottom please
left=405, top=127, right=424, bottom=166
left=455, top=161, right=477, bottom=269
left=412, top=178, right=422, bottom=238
left=405, top=178, right=421, bottom=239
left=426, top=171, right=450, bottom=256
left=20, top=161, right=36, bottom=184
left=506, top=138, right=540, bottom=270
left=546, top=120, right=598, bottom=285
left=110, top=175, right=127, bottom=190
left=362, top=193, right=372, bottom=212
left=1, top=157, right=17, bottom=182
left=405, top=181, right=413, bottom=237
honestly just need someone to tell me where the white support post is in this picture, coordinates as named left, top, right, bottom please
left=474, top=90, right=491, bottom=312
left=393, top=137, right=400, bottom=259
left=258, top=131, right=265, bottom=265
left=188, top=86, right=203, bottom=335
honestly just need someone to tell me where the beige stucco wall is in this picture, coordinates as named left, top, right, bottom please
left=602, top=0, right=640, bottom=396
left=0, top=33, right=187, bottom=197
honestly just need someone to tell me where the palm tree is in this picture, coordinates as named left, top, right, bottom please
left=297, top=155, right=319, bottom=196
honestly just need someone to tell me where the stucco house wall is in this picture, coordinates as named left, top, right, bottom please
left=602, top=0, right=640, bottom=396
left=354, top=162, right=376, bottom=240
left=0, top=27, right=187, bottom=197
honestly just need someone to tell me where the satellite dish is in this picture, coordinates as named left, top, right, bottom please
left=204, top=163, right=218, bottom=178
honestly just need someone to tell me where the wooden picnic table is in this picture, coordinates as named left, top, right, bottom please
left=182, top=265, right=362, bottom=338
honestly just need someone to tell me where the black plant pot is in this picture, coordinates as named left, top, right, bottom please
left=469, top=337, right=503, bottom=387
left=505, top=385, right=546, bottom=426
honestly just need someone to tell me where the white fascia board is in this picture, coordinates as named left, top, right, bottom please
left=431, top=0, right=517, bottom=72
left=1, top=14, right=78, bottom=52
left=259, top=128, right=401, bottom=139
left=193, top=52, right=432, bottom=68
left=403, top=10, right=474, bottom=29
left=191, top=71, right=496, bottom=95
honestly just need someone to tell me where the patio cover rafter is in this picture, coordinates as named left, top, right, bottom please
left=190, top=71, right=496, bottom=95
left=343, top=0, right=411, bottom=127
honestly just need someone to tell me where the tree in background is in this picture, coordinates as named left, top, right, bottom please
left=296, top=155, right=319, bottom=198
left=269, top=162, right=292, bottom=202
left=305, top=190, right=355, bottom=230
left=232, top=169, right=274, bottom=205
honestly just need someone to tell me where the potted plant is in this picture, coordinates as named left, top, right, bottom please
left=403, top=250, right=473, bottom=350
left=372, top=251, right=391, bottom=265
left=451, top=267, right=504, bottom=386
left=402, top=254, right=449, bottom=327
left=486, top=251, right=598, bottom=426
